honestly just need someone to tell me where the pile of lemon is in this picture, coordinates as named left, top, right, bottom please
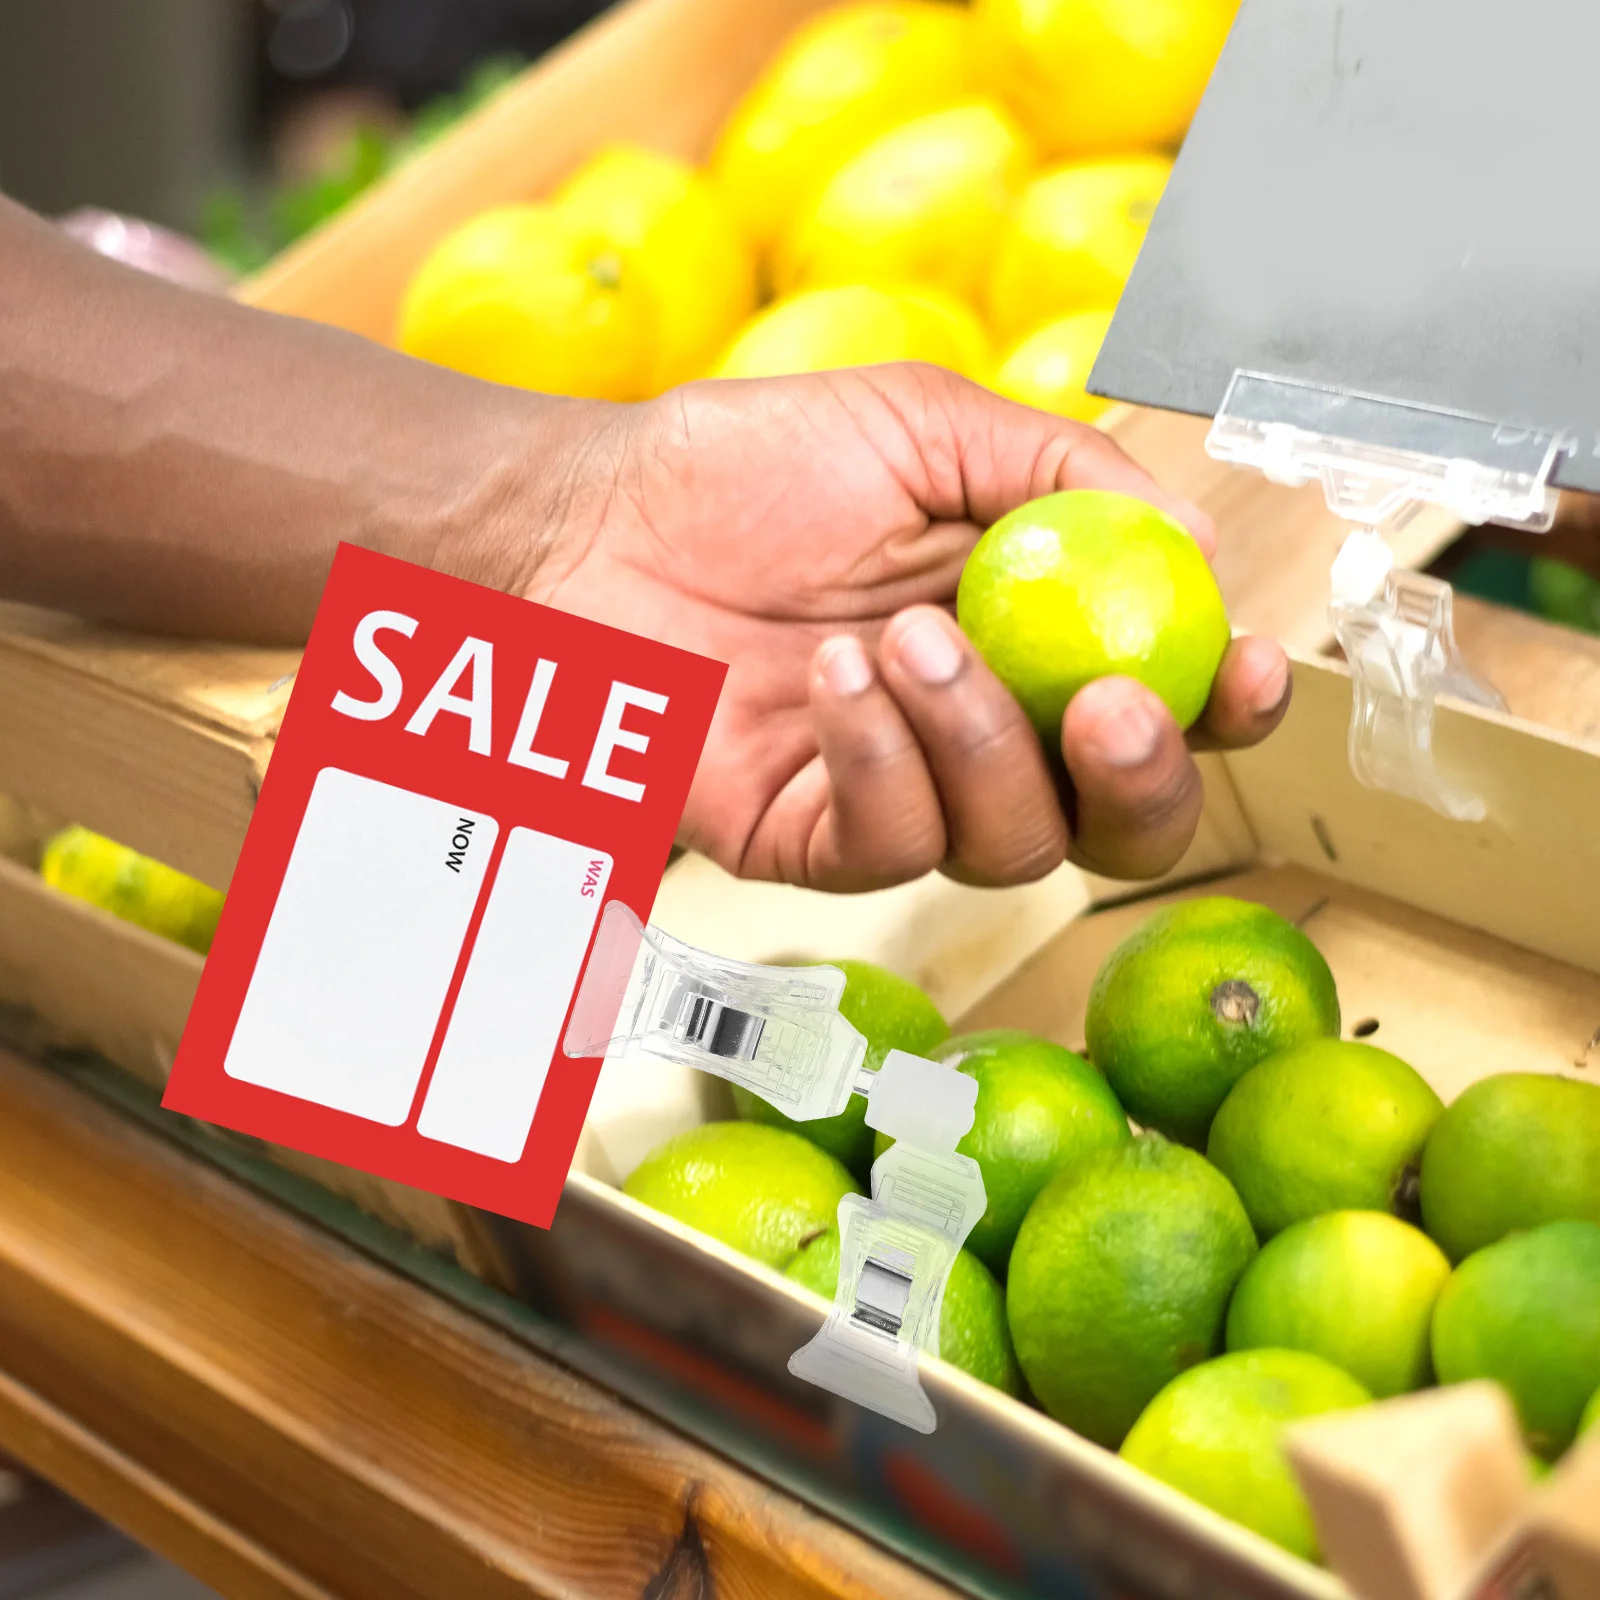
left=398, top=0, right=1239, bottom=419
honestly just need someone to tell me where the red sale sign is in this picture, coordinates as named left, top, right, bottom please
left=164, top=544, right=726, bottom=1227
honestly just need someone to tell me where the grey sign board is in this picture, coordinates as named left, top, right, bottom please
left=1089, top=0, right=1600, bottom=496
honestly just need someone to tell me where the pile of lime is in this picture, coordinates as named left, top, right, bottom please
left=622, top=904, right=1600, bottom=1568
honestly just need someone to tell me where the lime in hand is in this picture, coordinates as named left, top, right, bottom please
left=785, top=1226, right=1023, bottom=1396
left=1006, top=1134, right=1257, bottom=1447
left=1207, top=1040, right=1443, bottom=1239
left=732, top=958, right=948, bottom=1181
left=874, top=1029, right=1130, bottom=1275
left=1085, top=897, right=1341, bottom=1146
left=622, top=1121, right=859, bottom=1268
left=1225, top=1211, right=1451, bottom=1398
left=1120, top=1349, right=1372, bottom=1562
left=957, top=489, right=1230, bottom=740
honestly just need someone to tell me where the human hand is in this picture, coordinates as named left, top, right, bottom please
left=519, top=364, right=1291, bottom=892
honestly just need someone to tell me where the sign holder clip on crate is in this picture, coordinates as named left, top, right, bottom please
left=1205, top=370, right=1571, bottom=821
left=565, top=902, right=985, bottom=1433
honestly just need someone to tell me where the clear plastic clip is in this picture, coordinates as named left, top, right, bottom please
left=564, top=902, right=867, bottom=1120
left=565, top=918, right=986, bottom=1430
left=1206, top=372, right=1565, bottom=532
left=788, top=1050, right=984, bottom=1433
left=1205, top=372, right=1569, bottom=820
left=1328, top=529, right=1504, bottom=821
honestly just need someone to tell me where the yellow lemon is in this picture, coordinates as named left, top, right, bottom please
left=554, top=144, right=755, bottom=392
left=711, top=0, right=973, bottom=261
left=398, top=205, right=649, bottom=400
left=774, top=101, right=1035, bottom=301
left=713, top=283, right=989, bottom=379
left=895, top=284, right=994, bottom=379
left=991, top=308, right=1116, bottom=422
left=987, top=155, right=1172, bottom=340
left=974, top=0, right=1240, bottom=157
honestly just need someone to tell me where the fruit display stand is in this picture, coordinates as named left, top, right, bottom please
left=3, top=0, right=1600, bottom=1595
left=4, top=647, right=1600, bottom=1600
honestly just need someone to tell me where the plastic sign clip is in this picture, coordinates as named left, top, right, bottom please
left=1328, top=530, right=1505, bottom=821
left=1205, top=370, right=1571, bottom=822
left=565, top=915, right=984, bottom=1431
left=787, top=1050, right=984, bottom=1433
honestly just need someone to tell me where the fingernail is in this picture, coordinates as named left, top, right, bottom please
left=1092, top=697, right=1161, bottom=767
left=1253, top=655, right=1290, bottom=716
left=819, top=636, right=874, bottom=697
left=896, top=614, right=965, bottom=686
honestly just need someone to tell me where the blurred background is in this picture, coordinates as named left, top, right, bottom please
left=2, top=0, right=1595, bottom=630
left=0, top=0, right=613, bottom=273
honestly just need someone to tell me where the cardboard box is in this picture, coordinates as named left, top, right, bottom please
left=468, top=651, right=1600, bottom=1600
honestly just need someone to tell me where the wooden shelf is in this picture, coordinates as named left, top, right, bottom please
left=0, top=1047, right=967, bottom=1600
left=0, top=606, right=293, bottom=888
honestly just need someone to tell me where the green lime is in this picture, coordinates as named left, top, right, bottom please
left=956, top=489, right=1230, bottom=738
left=873, top=1029, right=1131, bottom=1275
left=1120, top=1349, right=1372, bottom=1562
left=1006, top=1135, right=1258, bottom=1446
left=1432, top=1220, right=1600, bottom=1461
left=1419, top=1073, right=1600, bottom=1263
left=1582, top=1383, right=1600, bottom=1440
left=1225, top=1211, right=1451, bottom=1397
left=785, top=1227, right=1023, bottom=1396
left=1084, top=897, right=1341, bottom=1146
left=622, top=1121, right=859, bottom=1269
left=732, top=958, right=947, bottom=1181
left=1208, top=1040, right=1443, bottom=1240
left=39, top=825, right=224, bottom=955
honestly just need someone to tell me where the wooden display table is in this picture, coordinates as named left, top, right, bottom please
left=0, top=1044, right=967, bottom=1600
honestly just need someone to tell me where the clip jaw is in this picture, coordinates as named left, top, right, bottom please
left=1206, top=370, right=1568, bottom=822
left=787, top=1050, right=984, bottom=1434
left=1328, top=530, right=1505, bottom=821
left=566, top=924, right=985, bottom=1432
left=565, top=902, right=867, bottom=1120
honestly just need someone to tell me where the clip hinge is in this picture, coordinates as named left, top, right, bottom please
left=564, top=902, right=866, bottom=1119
